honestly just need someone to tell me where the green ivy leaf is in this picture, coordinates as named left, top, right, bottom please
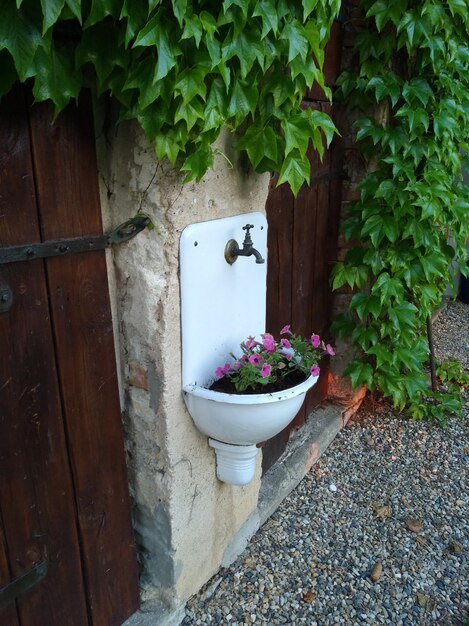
left=307, top=109, right=336, bottom=147
left=0, top=0, right=43, bottom=81
left=76, top=22, right=127, bottom=89
left=366, top=0, right=393, bottom=32
left=84, top=0, right=121, bottom=27
left=40, top=0, right=65, bottom=34
left=174, top=97, right=204, bottom=130
left=402, top=78, right=433, bottom=107
left=155, top=131, right=182, bottom=164
left=175, top=66, right=207, bottom=105
left=181, top=14, right=203, bottom=47
left=371, top=272, right=404, bottom=304
left=302, top=0, right=319, bottom=22
left=277, top=151, right=310, bottom=196
left=345, top=360, right=374, bottom=388
left=222, top=30, right=265, bottom=78
left=350, top=293, right=381, bottom=320
left=171, top=0, right=187, bottom=27
left=252, top=1, right=278, bottom=38
left=181, top=145, right=215, bottom=182
left=281, top=20, right=309, bottom=63
left=388, top=302, right=418, bottom=331
left=133, top=14, right=180, bottom=81
left=227, top=79, right=258, bottom=124
left=366, top=344, right=393, bottom=368
left=283, top=114, right=311, bottom=157
left=65, top=0, right=82, bottom=23
left=236, top=123, right=278, bottom=169
left=32, top=47, right=81, bottom=111
left=331, top=263, right=369, bottom=290
left=447, top=0, right=468, bottom=19
left=120, top=0, right=148, bottom=47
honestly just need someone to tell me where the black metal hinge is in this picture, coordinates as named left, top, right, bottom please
left=0, top=215, right=150, bottom=265
left=0, top=560, right=48, bottom=609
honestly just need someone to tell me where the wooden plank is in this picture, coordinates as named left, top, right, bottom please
left=0, top=513, right=19, bottom=626
left=263, top=175, right=295, bottom=473
left=0, top=87, right=89, bottom=626
left=29, top=93, right=139, bottom=625
left=266, top=174, right=294, bottom=336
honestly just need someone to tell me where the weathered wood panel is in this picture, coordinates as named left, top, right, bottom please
left=262, top=23, right=344, bottom=474
left=29, top=94, right=139, bottom=626
left=0, top=88, right=89, bottom=625
left=0, top=516, right=20, bottom=626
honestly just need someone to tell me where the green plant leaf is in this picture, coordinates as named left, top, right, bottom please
left=181, top=146, right=215, bottom=182
left=32, top=47, right=81, bottom=111
left=40, top=0, right=65, bottom=34
left=181, top=14, right=203, bottom=46
left=281, top=20, right=309, bottom=63
left=371, top=272, right=404, bottom=304
left=350, top=293, right=381, bottom=320
left=253, top=1, right=278, bottom=38
left=345, top=360, right=374, bottom=388
left=308, top=109, right=336, bottom=147
left=0, top=0, right=43, bottom=80
left=227, top=79, right=258, bottom=124
left=283, top=114, right=311, bottom=157
left=175, top=66, right=207, bottom=105
left=84, top=0, right=121, bottom=27
left=277, top=151, right=310, bottom=196
left=236, top=123, right=278, bottom=169
left=76, top=22, right=127, bottom=89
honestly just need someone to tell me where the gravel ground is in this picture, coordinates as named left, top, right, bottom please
left=183, top=300, right=469, bottom=626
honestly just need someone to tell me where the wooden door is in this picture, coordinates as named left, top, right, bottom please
left=263, top=20, right=346, bottom=473
left=0, top=87, right=139, bottom=625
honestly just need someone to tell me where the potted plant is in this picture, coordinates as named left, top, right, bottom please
left=210, top=325, right=334, bottom=394
left=183, top=326, right=335, bottom=485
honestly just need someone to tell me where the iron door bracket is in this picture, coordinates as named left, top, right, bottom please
left=0, top=215, right=151, bottom=265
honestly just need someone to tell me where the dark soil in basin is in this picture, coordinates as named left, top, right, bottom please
left=209, top=370, right=308, bottom=395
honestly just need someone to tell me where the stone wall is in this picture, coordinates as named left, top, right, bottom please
left=95, top=115, right=270, bottom=612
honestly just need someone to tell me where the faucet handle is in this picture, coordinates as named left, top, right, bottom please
left=242, top=224, right=254, bottom=245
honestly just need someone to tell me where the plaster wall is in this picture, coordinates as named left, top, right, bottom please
left=95, top=117, right=270, bottom=609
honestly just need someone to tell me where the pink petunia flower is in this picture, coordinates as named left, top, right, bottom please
left=233, top=360, right=241, bottom=370
left=280, top=338, right=291, bottom=349
left=280, top=325, right=293, bottom=336
left=249, top=354, right=263, bottom=365
left=261, top=333, right=276, bottom=352
left=261, top=363, right=271, bottom=378
left=325, top=344, right=335, bottom=356
left=240, top=355, right=249, bottom=362
left=244, top=336, right=258, bottom=350
left=215, top=362, right=231, bottom=379
left=310, top=364, right=320, bottom=377
left=310, top=334, right=321, bottom=348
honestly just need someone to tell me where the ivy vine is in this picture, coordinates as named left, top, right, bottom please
left=0, top=0, right=340, bottom=194
left=331, top=0, right=469, bottom=422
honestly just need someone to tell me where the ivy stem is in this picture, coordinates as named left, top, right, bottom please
left=426, top=316, right=437, bottom=392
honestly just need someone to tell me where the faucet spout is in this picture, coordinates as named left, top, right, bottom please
left=251, top=247, right=265, bottom=264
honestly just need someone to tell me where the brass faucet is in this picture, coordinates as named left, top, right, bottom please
left=224, top=224, right=265, bottom=265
